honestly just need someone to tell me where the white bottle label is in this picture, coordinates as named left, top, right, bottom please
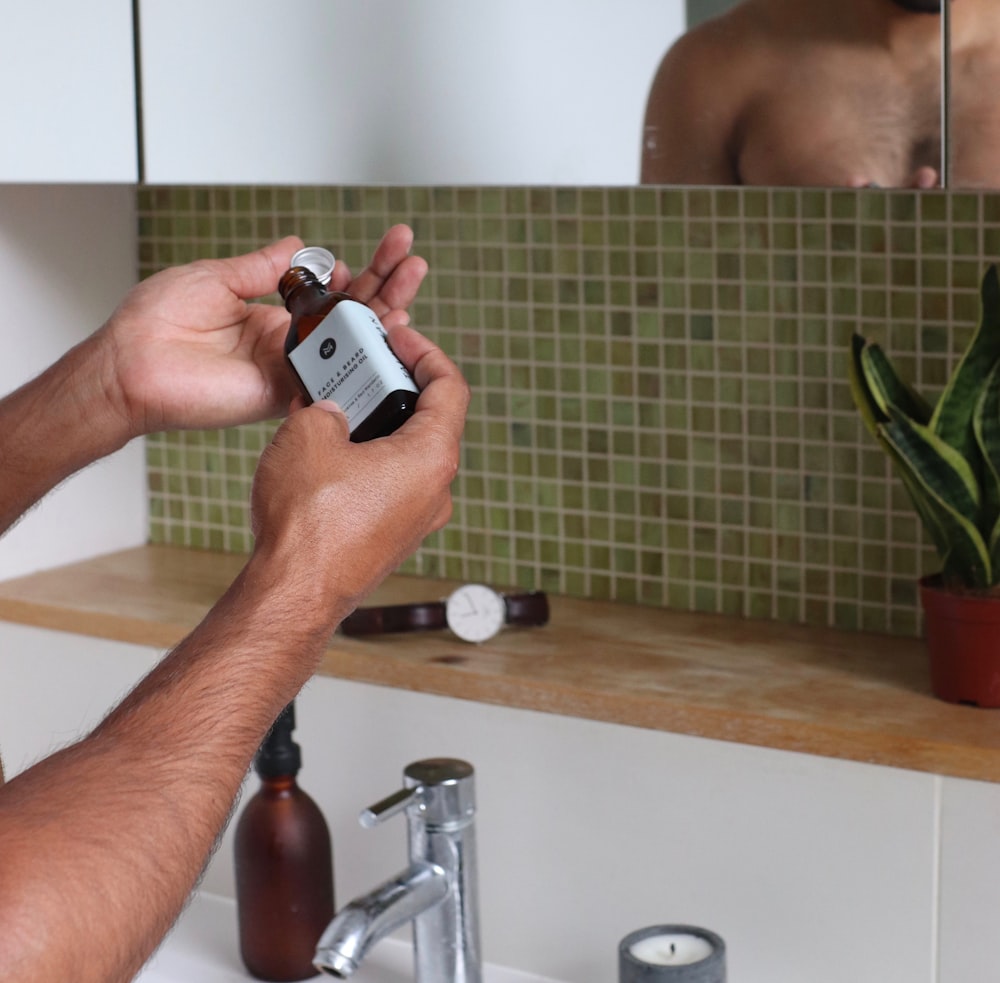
left=287, top=300, right=419, bottom=432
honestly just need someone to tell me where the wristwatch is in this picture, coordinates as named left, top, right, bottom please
left=340, top=584, right=549, bottom=643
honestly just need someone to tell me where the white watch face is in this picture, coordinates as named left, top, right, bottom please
left=445, top=584, right=506, bottom=643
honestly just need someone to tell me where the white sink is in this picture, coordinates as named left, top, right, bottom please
left=137, top=892, right=561, bottom=983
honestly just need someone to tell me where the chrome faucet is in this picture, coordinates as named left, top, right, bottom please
left=314, top=758, right=482, bottom=983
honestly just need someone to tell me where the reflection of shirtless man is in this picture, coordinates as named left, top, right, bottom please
left=641, top=0, right=1000, bottom=188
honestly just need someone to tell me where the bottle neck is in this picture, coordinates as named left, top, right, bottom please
left=279, top=267, right=329, bottom=315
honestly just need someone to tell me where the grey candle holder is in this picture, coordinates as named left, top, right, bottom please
left=618, top=925, right=726, bottom=983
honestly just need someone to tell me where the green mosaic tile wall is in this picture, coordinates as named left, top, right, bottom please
left=139, top=185, right=1000, bottom=637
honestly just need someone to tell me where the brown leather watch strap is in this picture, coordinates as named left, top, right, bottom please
left=340, top=589, right=549, bottom=637
left=340, top=600, right=447, bottom=636
left=505, top=591, right=550, bottom=627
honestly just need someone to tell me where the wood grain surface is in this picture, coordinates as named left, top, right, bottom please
left=1, top=545, right=997, bottom=782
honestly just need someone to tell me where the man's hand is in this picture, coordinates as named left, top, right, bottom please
left=99, top=226, right=428, bottom=439
left=250, top=324, right=470, bottom=628
left=327, top=226, right=429, bottom=330
left=0, top=226, right=428, bottom=541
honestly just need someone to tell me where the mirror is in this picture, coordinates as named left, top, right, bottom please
left=947, top=1, right=1000, bottom=189
left=642, top=0, right=947, bottom=188
left=320, top=0, right=685, bottom=186
left=325, top=0, right=952, bottom=188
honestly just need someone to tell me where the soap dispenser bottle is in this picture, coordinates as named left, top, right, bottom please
left=234, top=701, right=335, bottom=981
left=279, top=251, right=420, bottom=442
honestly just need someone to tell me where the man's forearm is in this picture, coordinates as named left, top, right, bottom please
left=0, top=334, right=130, bottom=537
left=0, top=549, right=342, bottom=983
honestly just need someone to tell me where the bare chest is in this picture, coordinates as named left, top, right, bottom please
left=736, top=56, right=942, bottom=188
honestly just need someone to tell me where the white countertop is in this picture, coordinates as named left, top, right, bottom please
left=137, top=892, right=563, bottom=983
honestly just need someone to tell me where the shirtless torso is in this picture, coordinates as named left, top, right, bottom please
left=641, top=0, right=1000, bottom=188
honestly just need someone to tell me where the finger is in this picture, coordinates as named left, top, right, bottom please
left=385, top=325, right=457, bottom=387
left=366, top=255, right=429, bottom=318
left=310, top=400, right=351, bottom=440
left=380, top=309, right=412, bottom=331
left=329, top=259, right=353, bottom=293
left=386, top=325, right=470, bottom=442
left=212, top=236, right=305, bottom=300
left=341, top=225, right=419, bottom=305
left=367, top=224, right=415, bottom=278
left=271, top=398, right=350, bottom=451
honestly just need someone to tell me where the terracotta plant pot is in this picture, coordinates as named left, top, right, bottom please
left=919, top=575, right=1000, bottom=707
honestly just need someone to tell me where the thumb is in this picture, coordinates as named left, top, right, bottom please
left=310, top=400, right=350, bottom=440
left=212, top=236, right=305, bottom=300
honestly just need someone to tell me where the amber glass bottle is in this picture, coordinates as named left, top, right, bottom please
left=279, top=265, right=419, bottom=442
left=234, top=702, right=335, bottom=981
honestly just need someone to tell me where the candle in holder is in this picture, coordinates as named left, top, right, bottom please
left=619, top=925, right=726, bottom=982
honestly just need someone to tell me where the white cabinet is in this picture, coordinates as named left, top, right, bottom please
left=0, top=0, right=137, bottom=183
left=137, top=0, right=684, bottom=185
left=137, top=0, right=337, bottom=185
left=0, top=0, right=681, bottom=186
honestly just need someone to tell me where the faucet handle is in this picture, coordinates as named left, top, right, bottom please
left=359, top=786, right=418, bottom=829
left=359, top=758, right=476, bottom=831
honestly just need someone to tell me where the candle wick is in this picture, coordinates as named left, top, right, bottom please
left=670, top=943, right=676, bottom=955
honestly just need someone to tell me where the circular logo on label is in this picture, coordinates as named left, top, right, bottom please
left=319, top=338, right=336, bottom=360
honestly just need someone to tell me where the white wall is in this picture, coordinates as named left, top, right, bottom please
left=0, top=185, right=146, bottom=579
left=2, top=623, right=996, bottom=983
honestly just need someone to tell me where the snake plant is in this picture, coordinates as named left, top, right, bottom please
left=849, top=264, right=1000, bottom=593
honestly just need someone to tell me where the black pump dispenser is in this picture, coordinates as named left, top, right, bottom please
left=254, top=702, right=302, bottom=779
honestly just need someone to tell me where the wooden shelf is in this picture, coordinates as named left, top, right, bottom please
left=1, top=545, right=998, bottom=783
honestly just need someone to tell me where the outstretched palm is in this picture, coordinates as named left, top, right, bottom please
left=102, top=228, right=427, bottom=437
